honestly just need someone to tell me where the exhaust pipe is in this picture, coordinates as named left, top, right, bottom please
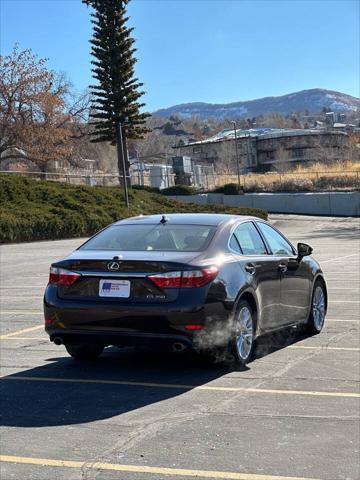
left=53, top=337, right=63, bottom=346
left=172, top=342, right=186, bottom=353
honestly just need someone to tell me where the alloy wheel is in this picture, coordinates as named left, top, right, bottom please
left=235, top=306, right=254, bottom=360
left=312, top=285, right=326, bottom=331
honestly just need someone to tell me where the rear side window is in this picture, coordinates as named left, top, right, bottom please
left=80, top=224, right=216, bottom=252
left=256, top=222, right=294, bottom=256
left=230, top=234, right=242, bottom=253
left=234, top=222, right=267, bottom=255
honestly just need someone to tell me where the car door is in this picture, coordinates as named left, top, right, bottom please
left=230, top=221, right=282, bottom=332
left=255, top=221, right=311, bottom=326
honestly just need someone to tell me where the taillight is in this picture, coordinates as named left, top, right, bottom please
left=148, top=271, right=182, bottom=288
left=181, top=267, right=218, bottom=288
left=49, top=266, right=81, bottom=286
left=148, top=267, right=218, bottom=289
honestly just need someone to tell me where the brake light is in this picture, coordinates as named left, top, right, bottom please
left=49, top=267, right=81, bottom=286
left=148, top=267, right=218, bottom=289
left=184, top=324, right=203, bottom=330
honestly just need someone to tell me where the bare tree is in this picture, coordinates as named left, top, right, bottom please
left=273, top=147, right=291, bottom=172
left=0, top=45, right=90, bottom=172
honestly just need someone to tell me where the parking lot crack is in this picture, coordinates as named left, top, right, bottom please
left=267, top=330, right=352, bottom=380
left=80, top=411, right=199, bottom=480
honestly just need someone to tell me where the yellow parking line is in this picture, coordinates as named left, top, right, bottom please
left=326, top=319, right=359, bottom=322
left=0, top=454, right=320, bottom=480
left=2, top=296, right=41, bottom=299
left=2, top=375, right=359, bottom=398
left=1, top=337, right=43, bottom=340
left=327, top=285, right=359, bottom=293
left=321, top=253, right=360, bottom=263
left=329, top=300, right=360, bottom=304
left=322, top=273, right=359, bottom=276
left=0, top=286, right=44, bottom=289
left=287, top=346, right=360, bottom=352
left=0, top=325, right=43, bottom=339
left=0, top=311, right=43, bottom=315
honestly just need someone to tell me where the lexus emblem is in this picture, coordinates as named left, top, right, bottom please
left=107, top=261, right=120, bottom=271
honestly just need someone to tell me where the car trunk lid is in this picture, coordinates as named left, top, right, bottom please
left=54, top=251, right=202, bottom=304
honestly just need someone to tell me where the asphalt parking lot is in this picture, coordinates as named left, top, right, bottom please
left=0, top=214, right=359, bottom=480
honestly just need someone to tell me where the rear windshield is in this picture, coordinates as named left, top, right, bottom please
left=80, top=224, right=216, bottom=252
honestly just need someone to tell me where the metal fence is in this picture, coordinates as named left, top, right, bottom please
left=1, top=169, right=359, bottom=192
left=208, top=170, right=360, bottom=192
left=0, top=170, right=123, bottom=187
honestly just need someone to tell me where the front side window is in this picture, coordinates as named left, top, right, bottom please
left=256, top=222, right=294, bottom=256
left=234, top=222, right=267, bottom=255
left=80, top=224, right=216, bottom=252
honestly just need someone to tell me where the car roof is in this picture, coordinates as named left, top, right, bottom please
left=113, top=213, right=259, bottom=226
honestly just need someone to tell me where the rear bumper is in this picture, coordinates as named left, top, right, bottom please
left=44, top=285, right=228, bottom=349
left=47, top=330, right=194, bottom=350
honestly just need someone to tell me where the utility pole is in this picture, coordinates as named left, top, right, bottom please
left=165, top=152, right=170, bottom=188
left=116, top=122, right=129, bottom=208
left=232, top=121, right=241, bottom=192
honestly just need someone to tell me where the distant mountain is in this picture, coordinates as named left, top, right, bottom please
left=153, top=89, right=360, bottom=120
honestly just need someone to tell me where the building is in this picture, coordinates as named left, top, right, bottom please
left=129, top=156, right=215, bottom=190
left=324, top=112, right=358, bottom=134
left=173, top=128, right=350, bottom=172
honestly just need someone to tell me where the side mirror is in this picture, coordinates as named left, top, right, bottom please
left=297, top=242, right=313, bottom=260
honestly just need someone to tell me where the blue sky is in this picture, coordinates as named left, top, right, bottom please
left=1, top=0, right=359, bottom=111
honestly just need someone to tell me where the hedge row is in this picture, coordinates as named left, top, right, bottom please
left=0, top=175, right=267, bottom=243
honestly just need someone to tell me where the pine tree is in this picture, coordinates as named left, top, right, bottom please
left=83, top=0, right=150, bottom=198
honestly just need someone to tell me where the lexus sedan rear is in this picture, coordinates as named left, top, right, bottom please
left=44, top=213, right=327, bottom=366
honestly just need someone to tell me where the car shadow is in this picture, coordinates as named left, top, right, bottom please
left=0, top=347, right=232, bottom=429
left=254, top=326, right=309, bottom=359
left=1, top=328, right=309, bottom=429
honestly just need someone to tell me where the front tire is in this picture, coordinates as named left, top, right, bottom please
left=65, top=343, right=104, bottom=361
left=306, top=280, right=326, bottom=335
left=231, top=300, right=255, bottom=367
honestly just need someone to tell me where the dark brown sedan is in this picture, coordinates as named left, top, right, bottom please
left=44, top=214, right=327, bottom=366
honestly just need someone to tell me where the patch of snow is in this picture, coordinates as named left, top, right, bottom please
left=330, top=101, right=357, bottom=112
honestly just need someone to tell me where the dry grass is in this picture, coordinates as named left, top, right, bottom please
left=294, top=160, right=360, bottom=174
left=213, top=161, right=360, bottom=192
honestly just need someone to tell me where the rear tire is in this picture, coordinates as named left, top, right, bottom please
left=65, top=343, right=104, bottom=361
left=306, top=280, right=326, bottom=335
left=231, top=300, right=255, bottom=367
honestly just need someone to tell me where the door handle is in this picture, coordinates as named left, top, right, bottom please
left=278, top=263, right=287, bottom=273
left=245, top=263, right=256, bottom=274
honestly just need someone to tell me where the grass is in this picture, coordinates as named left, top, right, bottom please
left=0, top=174, right=267, bottom=243
left=294, top=160, right=359, bottom=174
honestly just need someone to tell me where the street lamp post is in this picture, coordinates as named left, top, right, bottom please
left=232, top=121, right=241, bottom=192
left=116, top=121, right=130, bottom=208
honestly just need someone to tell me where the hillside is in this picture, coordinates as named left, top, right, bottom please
left=153, top=89, right=360, bottom=120
left=0, top=175, right=266, bottom=243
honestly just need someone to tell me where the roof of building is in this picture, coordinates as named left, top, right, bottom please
left=180, top=127, right=347, bottom=147
left=333, top=123, right=356, bottom=128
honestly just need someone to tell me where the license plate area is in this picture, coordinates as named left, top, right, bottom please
left=99, top=279, right=130, bottom=298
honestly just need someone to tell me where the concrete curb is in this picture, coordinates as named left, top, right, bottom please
left=168, top=192, right=360, bottom=216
